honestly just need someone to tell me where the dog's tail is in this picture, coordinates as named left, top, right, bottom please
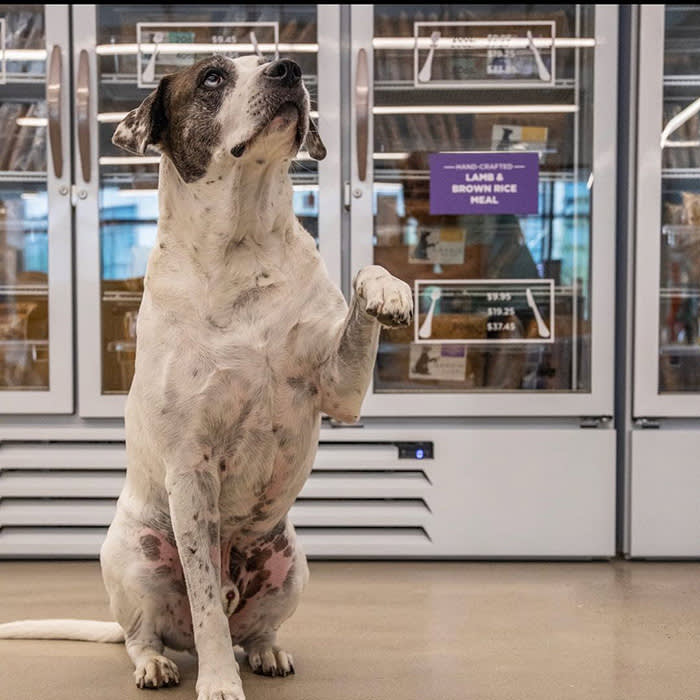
left=0, top=619, right=124, bottom=643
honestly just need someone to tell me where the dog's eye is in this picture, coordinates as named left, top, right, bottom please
left=203, top=70, right=224, bottom=88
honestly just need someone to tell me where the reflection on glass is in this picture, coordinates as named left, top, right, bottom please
left=372, top=4, right=594, bottom=393
left=658, top=6, right=700, bottom=393
left=96, top=5, right=319, bottom=394
left=0, top=5, right=49, bottom=391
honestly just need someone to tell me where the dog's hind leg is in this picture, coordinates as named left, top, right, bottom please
left=231, top=523, right=309, bottom=678
left=100, top=506, right=189, bottom=689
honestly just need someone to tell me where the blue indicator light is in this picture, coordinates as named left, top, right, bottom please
left=415, top=448, right=424, bottom=459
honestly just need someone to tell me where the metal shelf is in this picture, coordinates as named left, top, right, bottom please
left=659, top=344, right=700, bottom=356
left=95, top=42, right=318, bottom=56
left=374, top=78, right=577, bottom=92
left=374, top=168, right=576, bottom=183
left=97, top=73, right=317, bottom=88
left=0, top=284, right=48, bottom=297
left=664, top=75, right=700, bottom=87
left=0, top=171, right=47, bottom=183
left=1, top=73, right=46, bottom=85
left=662, top=168, right=700, bottom=179
left=102, top=290, right=142, bottom=303
left=0, top=339, right=48, bottom=348
left=100, top=169, right=318, bottom=186
left=372, top=37, right=595, bottom=50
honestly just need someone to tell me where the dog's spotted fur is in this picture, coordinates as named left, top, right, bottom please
left=109, top=55, right=411, bottom=700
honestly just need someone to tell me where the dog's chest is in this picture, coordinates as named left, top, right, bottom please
left=139, top=278, right=324, bottom=515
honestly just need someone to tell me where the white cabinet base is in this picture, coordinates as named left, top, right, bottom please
left=629, top=430, right=700, bottom=558
left=0, top=425, right=616, bottom=558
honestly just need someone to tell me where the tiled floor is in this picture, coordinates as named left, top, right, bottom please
left=0, top=560, right=699, bottom=700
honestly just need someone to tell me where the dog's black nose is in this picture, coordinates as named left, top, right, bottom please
left=264, top=59, right=302, bottom=88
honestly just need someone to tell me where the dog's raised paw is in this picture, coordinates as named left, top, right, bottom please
left=134, top=654, right=180, bottom=688
left=354, top=265, right=413, bottom=328
left=248, top=646, right=295, bottom=677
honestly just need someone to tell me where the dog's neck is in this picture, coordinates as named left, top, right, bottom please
left=156, top=155, right=295, bottom=264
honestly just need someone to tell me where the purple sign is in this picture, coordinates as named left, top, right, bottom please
left=429, top=152, right=539, bottom=215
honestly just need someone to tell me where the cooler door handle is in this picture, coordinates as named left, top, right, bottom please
left=355, top=48, right=369, bottom=182
left=47, top=44, right=63, bottom=179
left=76, top=49, right=91, bottom=183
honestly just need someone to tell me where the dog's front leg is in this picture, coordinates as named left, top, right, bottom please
left=320, top=265, right=412, bottom=422
left=166, top=465, right=244, bottom=700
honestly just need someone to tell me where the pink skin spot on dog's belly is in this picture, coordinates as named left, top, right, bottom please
left=138, top=528, right=182, bottom=572
left=138, top=528, right=193, bottom=641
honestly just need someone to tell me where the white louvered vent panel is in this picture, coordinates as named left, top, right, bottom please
left=0, top=443, right=126, bottom=470
left=0, top=471, right=125, bottom=498
left=0, top=525, right=434, bottom=559
left=297, top=527, right=433, bottom=557
left=314, top=444, right=414, bottom=470
left=0, top=498, right=429, bottom=529
left=291, top=499, right=430, bottom=527
left=300, top=470, right=430, bottom=499
left=0, top=499, right=117, bottom=527
left=0, top=527, right=106, bottom=557
left=0, top=441, right=435, bottom=557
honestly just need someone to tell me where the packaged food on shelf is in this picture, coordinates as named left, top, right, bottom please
left=0, top=245, right=18, bottom=286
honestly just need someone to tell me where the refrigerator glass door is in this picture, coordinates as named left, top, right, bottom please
left=634, top=5, right=700, bottom=417
left=350, top=4, right=617, bottom=416
left=74, top=4, right=340, bottom=417
left=0, top=4, right=72, bottom=413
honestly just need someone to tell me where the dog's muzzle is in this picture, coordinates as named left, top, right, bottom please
left=231, top=59, right=307, bottom=159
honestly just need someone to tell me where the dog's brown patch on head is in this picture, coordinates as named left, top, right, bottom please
left=140, top=534, right=161, bottom=560
left=113, top=56, right=238, bottom=183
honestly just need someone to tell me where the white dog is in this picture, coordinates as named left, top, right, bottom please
left=0, top=55, right=412, bottom=700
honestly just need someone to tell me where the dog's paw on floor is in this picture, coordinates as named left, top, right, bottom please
left=134, top=654, right=180, bottom=688
left=247, top=646, right=295, bottom=677
left=196, top=678, right=246, bottom=700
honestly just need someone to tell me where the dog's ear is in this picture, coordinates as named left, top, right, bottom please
left=304, top=117, right=326, bottom=161
left=112, top=76, right=170, bottom=155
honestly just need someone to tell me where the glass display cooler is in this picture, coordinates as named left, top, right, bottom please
left=0, top=4, right=618, bottom=558
left=0, top=5, right=72, bottom=413
left=630, top=4, right=700, bottom=557
left=72, top=4, right=341, bottom=416
left=351, top=5, right=616, bottom=418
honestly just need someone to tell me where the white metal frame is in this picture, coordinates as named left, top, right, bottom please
left=0, top=5, right=73, bottom=414
left=633, top=4, right=700, bottom=418
left=350, top=4, right=618, bottom=417
left=74, top=4, right=342, bottom=417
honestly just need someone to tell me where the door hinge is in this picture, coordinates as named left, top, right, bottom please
left=635, top=418, right=661, bottom=429
left=69, top=184, right=88, bottom=207
left=580, top=416, right=612, bottom=429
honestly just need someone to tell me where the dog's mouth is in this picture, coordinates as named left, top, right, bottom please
left=266, top=102, right=300, bottom=132
left=231, top=100, right=306, bottom=159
